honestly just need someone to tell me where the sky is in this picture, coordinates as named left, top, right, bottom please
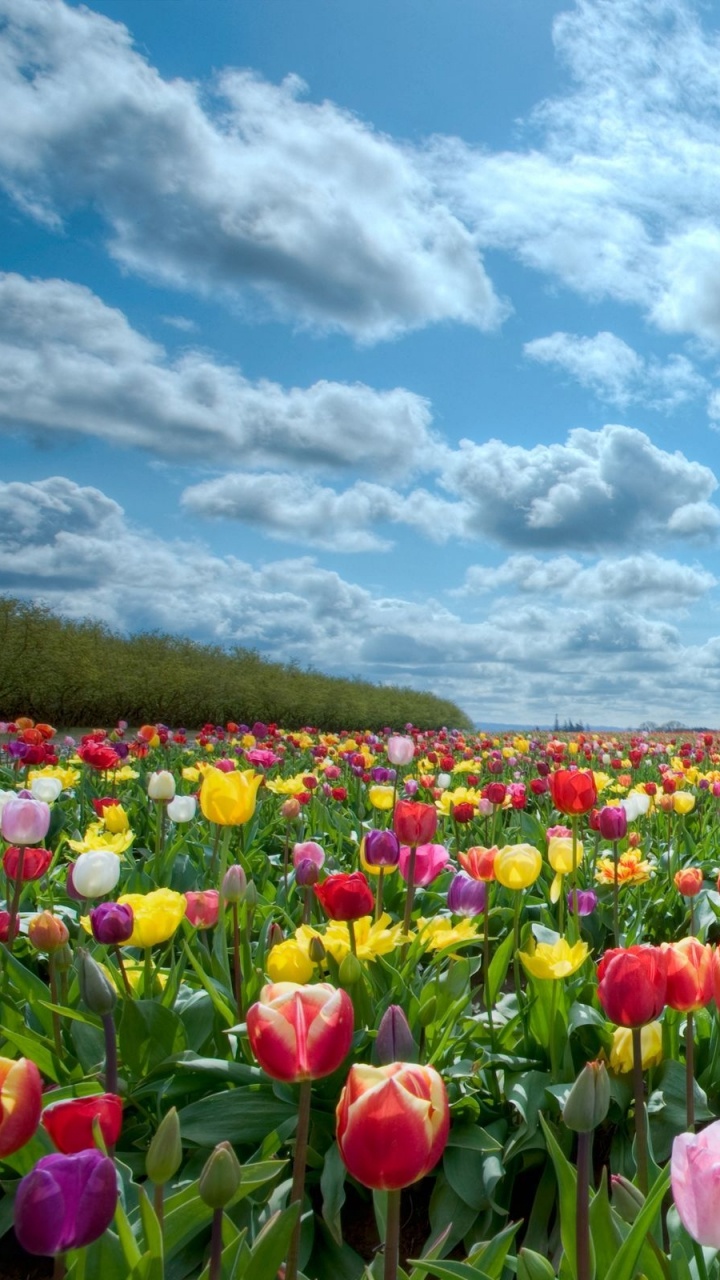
left=2, top=0, right=720, bottom=730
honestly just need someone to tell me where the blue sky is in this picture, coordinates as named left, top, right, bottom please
left=2, top=0, right=720, bottom=728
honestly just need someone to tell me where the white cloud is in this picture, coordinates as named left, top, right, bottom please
left=0, top=272, right=436, bottom=478
left=524, top=331, right=707, bottom=411
left=460, top=552, right=716, bottom=609
left=439, top=424, right=719, bottom=549
left=0, top=0, right=505, bottom=341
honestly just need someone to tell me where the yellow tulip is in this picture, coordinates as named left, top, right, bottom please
left=609, top=1021, right=663, bottom=1074
left=200, top=767, right=262, bottom=825
left=367, top=785, right=395, bottom=811
left=494, top=843, right=543, bottom=890
left=117, top=889, right=187, bottom=947
left=672, top=792, right=696, bottom=816
left=266, top=939, right=315, bottom=984
left=548, top=836, right=583, bottom=903
left=519, top=938, right=588, bottom=980
left=102, top=804, right=129, bottom=834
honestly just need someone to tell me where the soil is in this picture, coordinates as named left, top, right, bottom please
left=0, top=1231, right=52, bottom=1280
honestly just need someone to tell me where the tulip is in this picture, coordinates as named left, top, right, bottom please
left=673, top=791, right=696, bottom=816
left=549, top=770, right=597, bottom=816
left=458, top=846, right=497, bottom=881
left=185, top=890, right=220, bottom=929
left=368, top=785, right=395, bottom=810
left=314, top=872, right=374, bottom=921
left=3, top=845, right=52, bottom=880
left=0, top=795, right=51, bottom=845
left=621, top=791, right=651, bottom=821
left=0, top=1057, right=42, bottom=1158
left=494, top=843, right=542, bottom=890
left=672, top=1121, right=720, bottom=1248
left=28, top=912, right=69, bottom=953
left=266, top=938, right=315, bottom=984
left=294, top=857, right=319, bottom=887
left=361, top=829, right=401, bottom=872
left=609, top=1022, right=663, bottom=1074
left=42, top=1093, right=123, bottom=1154
left=597, top=945, right=667, bottom=1027
left=664, top=937, right=713, bottom=1013
left=336, top=1062, right=449, bottom=1191
left=292, top=840, right=325, bottom=869
left=374, top=1005, right=417, bottom=1065
left=200, top=767, right=262, bottom=826
left=246, top=982, right=354, bottom=1083
left=447, top=871, right=487, bottom=917
left=147, top=770, right=176, bottom=801
left=548, top=835, right=583, bottom=904
left=89, top=902, right=135, bottom=945
left=146, top=1107, right=183, bottom=1189
left=519, top=938, right=588, bottom=981
left=117, top=889, right=187, bottom=947
left=387, top=735, right=415, bottom=766
left=596, top=805, right=627, bottom=841
left=71, top=850, right=121, bottom=898
left=14, top=1150, right=118, bottom=1254
left=30, top=777, right=63, bottom=804
left=222, top=863, right=247, bottom=903
left=563, top=1060, right=610, bottom=1133
left=392, top=800, right=438, bottom=847
left=398, top=842, right=449, bottom=887
left=674, top=867, right=703, bottom=897
left=485, top=782, right=507, bottom=806
left=166, top=795, right=197, bottom=823
left=567, top=889, right=598, bottom=917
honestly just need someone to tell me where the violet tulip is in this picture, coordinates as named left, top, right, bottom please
left=292, top=840, right=325, bottom=870
left=89, top=902, right=135, bottom=945
left=0, top=796, right=51, bottom=846
left=597, top=806, right=628, bottom=841
left=447, top=871, right=487, bottom=917
left=14, top=1150, right=118, bottom=1254
left=362, top=829, right=401, bottom=868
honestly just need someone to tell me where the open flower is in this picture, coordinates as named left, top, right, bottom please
left=337, top=1062, right=449, bottom=1191
left=247, top=982, right=354, bottom=1082
left=519, top=938, right=588, bottom=980
left=672, top=1120, right=720, bottom=1247
left=398, top=843, right=449, bottom=886
left=595, top=849, right=652, bottom=886
left=117, top=889, right=186, bottom=947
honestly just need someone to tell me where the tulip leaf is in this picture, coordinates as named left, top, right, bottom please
left=486, top=930, right=516, bottom=1007
left=539, top=1114, right=596, bottom=1280
left=647, top=1060, right=712, bottom=1162
left=588, top=1169, right=622, bottom=1278
left=465, top=1220, right=521, bottom=1278
left=320, top=1140, right=346, bottom=1246
left=119, top=998, right=188, bottom=1078
left=137, top=1186, right=164, bottom=1262
left=178, top=1086, right=297, bottom=1146
left=182, top=941, right=237, bottom=1025
left=406, top=1263, right=494, bottom=1279
left=242, top=1203, right=300, bottom=1280
left=429, top=1174, right=481, bottom=1254
left=603, top=1163, right=670, bottom=1280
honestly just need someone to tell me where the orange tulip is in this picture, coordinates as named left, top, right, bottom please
left=664, top=938, right=714, bottom=1013
left=0, top=1058, right=42, bottom=1158
left=458, top=846, right=497, bottom=881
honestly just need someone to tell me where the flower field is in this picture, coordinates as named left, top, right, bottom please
left=1, top=716, right=720, bottom=1280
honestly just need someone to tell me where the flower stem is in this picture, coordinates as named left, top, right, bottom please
left=384, top=1188, right=402, bottom=1280
left=114, top=946, right=134, bottom=998
left=49, top=953, right=63, bottom=1057
left=612, top=840, right=620, bottom=947
left=631, top=1026, right=648, bottom=1194
left=686, top=1010, right=695, bottom=1132
left=375, top=868, right=385, bottom=923
left=285, top=1078, right=312, bottom=1280
left=7, top=845, right=26, bottom=953
left=347, top=919, right=357, bottom=956
left=208, top=1207, right=224, bottom=1280
left=231, top=902, right=243, bottom=1021
left=482, top=892, right=496, bottom=1054
left=570, top=817, right=580, bottom=941
left=53, top=1254, right=67, bottom=1280
left=102, top=1010, right=118, bottom=1097
left=402, top=846, right=418, bottom=937
left=575, top=1130, right=592, bottom=1280
left=154, top=1182, right=164, bottom=1231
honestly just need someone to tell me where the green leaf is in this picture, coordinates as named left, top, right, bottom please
left=517, top=1248, right=556, bottom=1280
left=137, top=1186, right=164, bottom=1262
left=119, top=999, right=187, bottom=1078
left=243, top=1203, right=300, bottom=1280
left=588, top=1169, right=621, bottom=1279
left=466, top=1220, right=521, bottom=1278
left=486, top=931, right=516, bottom=1007
left=603, top=1164, right=670, bottom=1280
left=320, top=1141, right=346, bottom=1246
left=539, top=1115, right=596, bottom=1280
left=647, top=1059, right=712, bottom=1162
left=406, top=1263, right=494, bottom=1280
left=178, top=1087, right=297, bottom=1146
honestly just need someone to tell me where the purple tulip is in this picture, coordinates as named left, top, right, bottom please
left=0, top=796, right=51, bottom=846
left=447, top=871, right=487, bottom=917
left=363, top=829, right=401, bottom=868
left=404, top=779, right=419, bottom=796
left=369, top=767, right=393, bottom=783
left=375, top=1005, right=417, bottom=1065
left=567, top=889, right=598, bottom=917
left=14, top=1150, right=117, bottom=1255
left=295, top=857, right=319, bottom=887
left=597, top=806, right=628, bottom=841
left=89, top=902, right=135, bottom=945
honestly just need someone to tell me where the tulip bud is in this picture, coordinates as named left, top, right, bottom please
left=597, top=805, right=628, bottom=841
left=610, top=1173, right=645, bottom=1223
left=28, top=911, right=69, bottom=953
left=198, top=1142, right=242, bottom=1209
left=267, top=922, right=284, bottom=950
left=148, top=771, right=176, bottom=801
left=295, top=857, right=319, bottom=887
left=146, top=1108, right=182, bottom=1186
left=244, top=881, right=258, bottom=911
left=339, top=952, right=363, bottom=986
left=517, top=1249, right=556, bottom=1280
left=72, top=850, right=122, bottom=898
left=562, top=1061, right=610, bottom=1133
left=386, top=735, right=415, bottom=766
left=308, top=935, right=327, bottom=965
left=77, top=949, right=117, bottom=1016
left=53, top=942, right=74, bottom=973
left=280, top=797, right=301, bottom=820
left=30, top=777, right=63, bottom=804
left=375, top=1005, right=417, bottom=1065
left=222, top=863, right=247, bottom=903
left=1, top=796, right=51, bottom=846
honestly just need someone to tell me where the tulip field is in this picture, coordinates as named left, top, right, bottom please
left=2, top=719, right=720, bottom=1280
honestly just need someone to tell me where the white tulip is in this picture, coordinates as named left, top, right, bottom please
left=622, top=791, right=651, bottom=822
left=436, top=772, right=452, bottom=790
left=72, top=850, right=121, bottom=898
left=147, top=770, right=176, bottom=801
left=167, top=795, right=197, bottom=823
left=31, top=777, right=63, bottom=803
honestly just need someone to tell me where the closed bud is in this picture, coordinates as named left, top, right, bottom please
left=53, top=942, right=74, bottom=973
left=77, top=949, right=117, bottom=1017
left=308, top=935, right=327, bottom=964
left=244, top=882, right=258, bottom=911
left=610, top=1173, right=645, bottom=1223
left=418, top=996, right=437, bottom=1027
left=267, top=923, right=284, bottom=950
left=147, top=771, right=176, bottom=801
left=222, top=863, right=247, bottom=903
left=28, top=911, right=69, bottom=953
left=281, top=797, right=301, bottom=820
left=517, top=1248, right=556, bottom=1280
left=146, top=1108, right=182, bottom=1186
left=374, top=1005, right=417, bottom=1065
left=295, top=857, right=319, bottom=887
left=339, top=952, right=362, bottom=985
left=198, top=1141, right=242, bottom=1209
left=562, top=1060, right=610, bottom=1133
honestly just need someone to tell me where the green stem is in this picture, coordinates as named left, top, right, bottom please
left=7, top=845, right=26, bottom=953
left=53, top=1254, right=67, bottom=1280
left=612, top=840, right=620, bottom=947
left=347, top=919, right=357, bottom=956
left=144, top=946, right=154, bottom=998
left=49, top=954, right=63, bottom=1057
left=549, top=979, right=559, bottom=1082
left=686, top=1010, right=695, bottom=1133
left=384, top=1188, right=402, bottom=1280
left=483, top=891, right=496, bottom=1055
left=285, top=1078, right=312, bottom=1280
left=374, top=868, right=385, bottom=923
left=232, top=902, right=242, bottom=1021
left=154, top=1182, right=164, bottom=1231
left=632, top=1026, right=648, bottom=1194
left=402, top=846, right=418, bottom=937
left=208, top=1207, right=224, bottom=1280
left=693, top=1240, right=710, bottom=1280
left=114, top=946, right=134, bottom=998
left=570, top=817, right=580, bottom=941
left=576, top=1130, right=592, bottom=1280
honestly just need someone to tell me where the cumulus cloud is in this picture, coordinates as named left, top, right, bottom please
left=2, top=475, right=718, bottom=726
left=439, top=424, right=720, bottom=549
left=524, top=331, right=707, bottom=411
left=460, top=552, right=716, bottom=609
left=0, top=272, right=436, bottom=478
left=0, top=0, right=504, bottom=341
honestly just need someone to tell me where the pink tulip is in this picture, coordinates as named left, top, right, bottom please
left=292, top=841, right=325, bottom=870
left=398, top=843, right=449, bottom=887
left=672, top=1120, right=720, bottom=1246
left=184, top=891, right=220, bottom=928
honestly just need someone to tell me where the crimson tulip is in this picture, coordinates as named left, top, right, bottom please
left=336, top=1062, right=449, bottom=1190
left=314, top=872, right=374, bottom=921
left=42, top=1094, right=123, bottom=1154
left=597, top=945, right=667, bottom=1027
left=247, top=982, right=354, bottom=1082
left=597, top=805, right=628, bottom=841
left=0, top=1057, right=42, bottom=1158
left=549, top=770, right=598, bottom=816
left=3, top=845, right=52, bottom=881
left=392, top=800, right=438, bottom=847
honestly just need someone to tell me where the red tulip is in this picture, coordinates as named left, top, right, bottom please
left=0, top=1057, right=42, bottom=1158
left=336, top=1062, right=449, bottom=1190
left=663, top=938, right=713, bottom=1013
left=77, top=742, right=120, bottom=772
left=597, top=945, right=667, bottom=1027
left=42, top=1094, right=123, bottom=1154
left=314, top=872, right=374, bottom=921
left=549, top=769, right=598, bottom=816
left=247, top=982, right=354, bottom=1082
left=675, top=868, right=704, bottom=897
left=392, top=800, right=438, bottom=846
left=3, top=846, right=53, bottom=881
